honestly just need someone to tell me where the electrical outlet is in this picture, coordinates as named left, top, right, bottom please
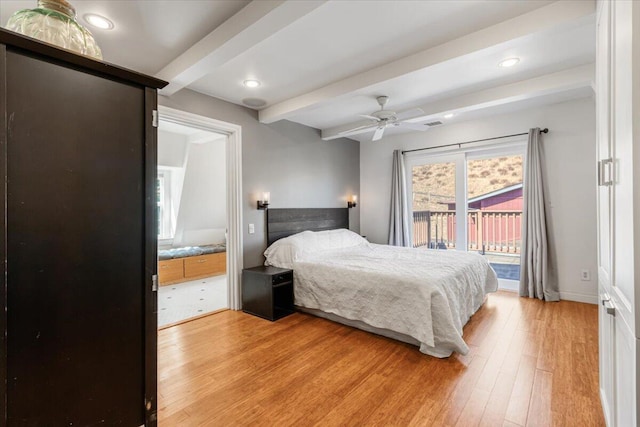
left=248, top=223, right=255, bottom=234
left=581, top=269, right=591, bottom=281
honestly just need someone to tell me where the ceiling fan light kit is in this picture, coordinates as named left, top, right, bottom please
left=339, top=95, right=426, bottom=141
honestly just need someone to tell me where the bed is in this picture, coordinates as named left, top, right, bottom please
left=263, top=208, right=498, bottom=358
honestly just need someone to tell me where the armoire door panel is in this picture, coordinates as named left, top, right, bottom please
left=611, top=0, right=636, bottom=339
left=6, top=51, right=145, bottom=425
left=143, top=86, right=160, bottom=425
left=595, top=0, right=612, bottom=291
left=596, top=1, right=640, bottom=425
left=598, top=291, right=615, bottom=427
left=0, top=44, right=7, bottom=427
left=596, top=2, right=616, bottom=426
left=614, top=316, right=637, bottom=427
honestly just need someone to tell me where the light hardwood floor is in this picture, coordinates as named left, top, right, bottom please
left=158, top=291, right=604, bottom=426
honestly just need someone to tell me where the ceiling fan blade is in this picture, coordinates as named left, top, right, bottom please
left=372, top=126, right=385, bottom=141
left=395, top=107, right=425, bottom=121
left=400, top=122, right=429, bottom=132
left=359, top=114, right=380, bottom=121
left=338, top=124, right=377, bottom=136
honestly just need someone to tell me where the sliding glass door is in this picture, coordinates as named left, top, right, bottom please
left=410, top=154, right=467, bottom=250
left=407, top=144, right=525, bottom=288
left=411, top=159, right=457, bottom=249
left=466, top=150, right=524, bottom=286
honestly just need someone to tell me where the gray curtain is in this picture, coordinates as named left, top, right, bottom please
left=388, top=149, right=411, bottom=246
left=519, top=128, right=559, bottom=301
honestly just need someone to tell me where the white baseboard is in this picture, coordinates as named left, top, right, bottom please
left=559, top=291, right=598, bottom=304
left=497, top=279, right=597, bottom=304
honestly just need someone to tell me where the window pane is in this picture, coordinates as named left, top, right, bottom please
left=412, top=162, right=456, bottom=249
left=467, top=155, right=523, bottom=280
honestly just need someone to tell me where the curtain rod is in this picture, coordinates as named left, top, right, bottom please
left=401, top=128, right=549, bottom=155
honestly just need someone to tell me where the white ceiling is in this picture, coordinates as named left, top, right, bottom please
left=1, top=0, right=596, bottom=142
left=0, top=0, right=250, bottom=74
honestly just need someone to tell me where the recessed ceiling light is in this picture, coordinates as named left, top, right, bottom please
left=444, top=113, right=455, bottom=119
left=243, top=79, right=261, bottom=88
left=83, top=13, right=114, bottom=30
left=498, top=57, right=520, bottom=68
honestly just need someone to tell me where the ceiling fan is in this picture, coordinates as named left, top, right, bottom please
left=339, top=96, right=427, bottom=141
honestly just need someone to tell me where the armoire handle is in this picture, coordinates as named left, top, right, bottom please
left=598, top=158, right=613, bottom=186
left=603, top=300, right=615, bottom=316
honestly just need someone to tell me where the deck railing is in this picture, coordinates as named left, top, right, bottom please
left=413, top=210, right=522, bottom=254
left=413, top=210, right=456, bottom=250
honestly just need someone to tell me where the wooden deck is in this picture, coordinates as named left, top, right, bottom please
left=158, top=291, right=604, bottom=426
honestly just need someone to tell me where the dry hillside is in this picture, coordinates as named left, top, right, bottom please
left=411, top=155, right=523, bottom=211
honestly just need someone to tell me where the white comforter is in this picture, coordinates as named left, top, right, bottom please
left=290, top=244, right=498, bottom=357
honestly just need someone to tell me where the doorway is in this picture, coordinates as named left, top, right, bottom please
left=157, top=106, right=243, bottom=322
left=157, top=121, right=228, bottom=327
left=406, top=143, right=525, bottom=290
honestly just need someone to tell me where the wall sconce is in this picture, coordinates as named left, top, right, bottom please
left=257, top=192, right=270, bottom=210
left=347, top=195, right=357, bottom=209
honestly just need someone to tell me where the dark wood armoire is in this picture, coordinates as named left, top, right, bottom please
left=0, top=28, right=167, bottom=425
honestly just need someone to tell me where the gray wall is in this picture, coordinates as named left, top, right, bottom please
left=173, top=138, right=227, bottom=247
left=159, top=89, right=360, bottom=268
left=360, top=97, right=598, bottom=303
left=157, top=130, right=187, bottom=167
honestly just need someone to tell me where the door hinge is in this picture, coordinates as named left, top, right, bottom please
left=145, top=398, right=157, bottom=423
left=152, top=110, right=158, bottom=128
left=152, top=274, right=158, bottom=292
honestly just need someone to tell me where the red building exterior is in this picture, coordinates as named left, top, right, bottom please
left=446, top=185, right=523, bottom=211
left=457, top=184, right=522, bottom=253
left=414, top=184, right=523, bottom=253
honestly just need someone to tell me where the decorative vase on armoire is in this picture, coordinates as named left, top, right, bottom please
left=5, top=0, right=103, bottom=59
left=0, top=26, right=166, bottom=426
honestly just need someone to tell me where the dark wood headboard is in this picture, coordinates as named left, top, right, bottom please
left=266, top=208, right=349, bottom=246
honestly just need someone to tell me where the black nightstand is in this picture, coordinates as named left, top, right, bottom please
left=242, top=266, right=294, bottom=321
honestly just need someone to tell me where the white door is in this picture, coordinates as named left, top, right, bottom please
left=596, top=1, right=639, bottom=426
left=596, top=0, right=615, bottom=424
left=610, top=0, right=636, bottom=342
left=609, top=2, right=637, bottom=426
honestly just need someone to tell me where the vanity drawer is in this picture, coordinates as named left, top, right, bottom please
left=158, top=259, right=184, bottom=285
left=184, top=253, right=225, bottom=278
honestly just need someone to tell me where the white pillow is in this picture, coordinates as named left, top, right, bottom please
left=263, top=232, right=308, bottom=269
left=297, top=229, right=367, bottom=253
left=264, top=229, right=367, bottom=268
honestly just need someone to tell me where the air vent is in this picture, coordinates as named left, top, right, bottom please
left=425, top=121, right=443, bottom=127
left=242, top=98, right=267, bottom=108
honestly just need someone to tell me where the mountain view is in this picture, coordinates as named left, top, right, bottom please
left=411, top=155, right=523, bottom=211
